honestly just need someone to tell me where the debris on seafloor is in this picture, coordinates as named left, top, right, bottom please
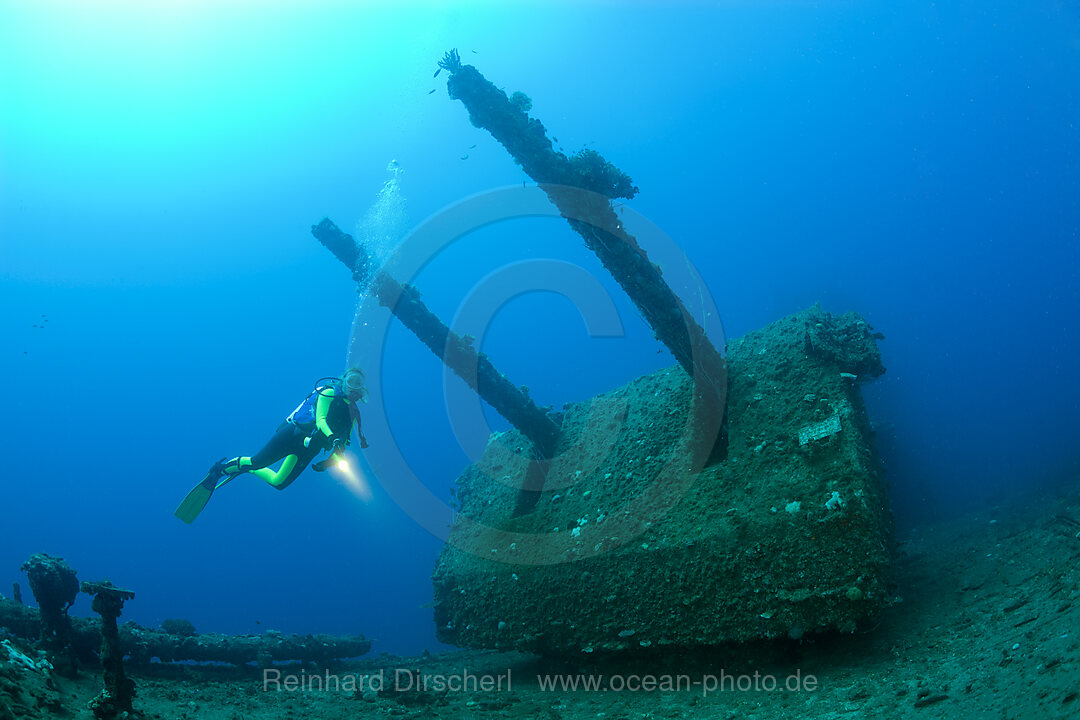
left=798, top=414, right=843, bottom=445
left=1, top=635, right=61, bottom=719
left=21, top=553, right=80, bottom=676
left=0, top=590, right=372, bottom=668
left=81, top=580, right=137, bottom=720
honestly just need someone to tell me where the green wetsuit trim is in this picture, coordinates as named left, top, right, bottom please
left=315, top=386, right=338, bottom=441
left=220, top=455, right=300, bottom=490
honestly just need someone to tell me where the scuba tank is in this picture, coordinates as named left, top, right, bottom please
left=285, top=378, right=341, bottom=431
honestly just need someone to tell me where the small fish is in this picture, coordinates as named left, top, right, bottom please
left=460, top=154, right=469, bottom=160
left=427, top=89, right=436, bottom=95
left=471, top=50, right=478, bottom=54
left=433, top=68, right=441, bottom=78
left=468, top=144, right=476, bottom=149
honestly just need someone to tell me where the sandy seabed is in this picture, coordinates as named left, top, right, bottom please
left=5, top=481, right=1080, bottom=720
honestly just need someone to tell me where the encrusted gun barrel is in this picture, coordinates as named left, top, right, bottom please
left=441, top=56, right=727, bottom=459
left=312, top=218, right=561, bottom=458
left=0, top=595, right=372, bottom=666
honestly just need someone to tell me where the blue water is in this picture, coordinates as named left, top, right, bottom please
left=1, top=2, right=1077, bottom=656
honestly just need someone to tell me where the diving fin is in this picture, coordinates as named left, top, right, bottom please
left=174, top=459, right=226, bottom=524
left=174, top=483, right=214, bottom=524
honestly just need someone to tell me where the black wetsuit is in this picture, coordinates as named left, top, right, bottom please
left=251, top=394, right=353, bottom=486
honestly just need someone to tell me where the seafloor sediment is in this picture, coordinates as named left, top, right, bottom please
left=4, top=478, right=1079, bottom=719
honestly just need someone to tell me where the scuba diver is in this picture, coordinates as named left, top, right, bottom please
left=174, top=368, right=369, bottom=524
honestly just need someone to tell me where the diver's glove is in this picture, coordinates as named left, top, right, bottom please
left=313, top=439, right=347, bottom=473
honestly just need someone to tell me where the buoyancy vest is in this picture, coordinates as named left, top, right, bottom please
left=287, top=380, right=352, bottom=440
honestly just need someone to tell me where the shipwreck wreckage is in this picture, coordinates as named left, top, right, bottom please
left=2, top=51, right=891, bottom=681
left=315, top=49, right=892, bottom=656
